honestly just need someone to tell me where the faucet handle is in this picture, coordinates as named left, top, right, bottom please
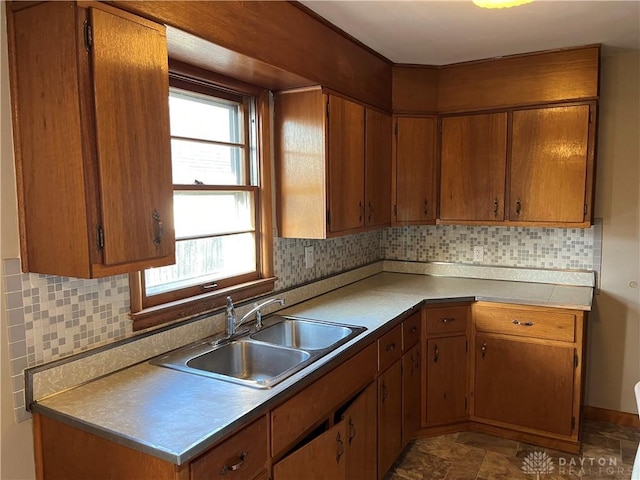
left=226, top=296, right=236, bottom=318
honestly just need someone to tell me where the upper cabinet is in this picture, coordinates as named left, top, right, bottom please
left=392, top=116, right=438, bottom=225
left=509, top=104, right=595, bottom=224
left=440, top=113, right=507, bottom=223
left=440, top=103, right=595, bottom=227
left=275, top=87, right=390, bottom=238
left=7, top=2, right=175, bottom=278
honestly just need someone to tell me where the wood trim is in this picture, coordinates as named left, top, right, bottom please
left=131, top=277, right=276, bottom=331
left=169, top=59, right=264, bottom=97
left=258, top=90, right=274, bottom=278
left=583, top=406, right=640, bottom=428
left=32, top=413, right=44, bottom=480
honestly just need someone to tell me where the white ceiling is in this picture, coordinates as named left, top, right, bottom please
left=299, top=0, right=640, bottom=64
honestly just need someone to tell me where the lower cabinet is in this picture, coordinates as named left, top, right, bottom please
left=425, top=336, right=467, bottom=424
left=402, top=342, right=421, bottom=446
left=377, top=361, right=402, bottom=478
left=273, top=382, right=377, bottom=480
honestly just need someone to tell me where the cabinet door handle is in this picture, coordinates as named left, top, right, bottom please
left=441, top=317, right=455, bottom=324
left=512, top=319, right=534, bottom=327
left=424, top=199, right=429, bottom=217
left=493, top=198, right=499, bottom=217
left=381, top=381, right=388, bottom=403
left=515, top=198, right=522, bottom=216
left=220, top=451, right=247, bottom=475
left=481, top=341, right=487, bottom=360
left=336, top=432, right=345, bottom=464
left=385, top=342, right=396, bottom=352
left=348, top=417, right=356, bottom=445
left=359, top=201, right=364, bottom=223
left=152, top=209, right=163, bottom=246
left=433, top=344, right=439, bottom=363
left=368, top=201, right=373, bottom=222
left=414, top=349, right=421, bottom=372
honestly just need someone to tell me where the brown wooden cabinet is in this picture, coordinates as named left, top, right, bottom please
left=439, top=104, right=595, bottom=227
left=7, top=2, right=175, bottom=278
left=275, top=87, right=390, bottom=238
left=273, top=383, right=377, bottom=480
left=509, top=104, right=595, bottom=224
left=365, top=109, right=392, bottom=228
left=422, top=305, right=469, bottom=426
left=377, top=360, right=402, bottom=479
left=439, top=113, right=508, bottom=222
left=402, top=342, right=421, bottom=446
left=392, top=116, right=437, bottom=224
left=471, top=302, right=587, bottom=452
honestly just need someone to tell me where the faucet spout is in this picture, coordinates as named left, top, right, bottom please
left=237, top=298, right=285, bottom=331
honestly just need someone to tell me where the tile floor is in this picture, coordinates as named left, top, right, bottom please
left=386, top=419, right=640, bottom=480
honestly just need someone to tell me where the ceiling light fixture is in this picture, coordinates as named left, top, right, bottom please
left=473, top=0, right=534, bottom=8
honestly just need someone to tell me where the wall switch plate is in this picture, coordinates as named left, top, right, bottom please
left=473, top=246, right=484, bottom=263
left=304, top=246, right=315, bottom=269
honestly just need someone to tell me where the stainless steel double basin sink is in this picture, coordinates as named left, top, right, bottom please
left=151, top=317, right=366, bottom=389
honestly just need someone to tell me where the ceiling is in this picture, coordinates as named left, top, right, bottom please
left=299, top=1, right=640, bottom=65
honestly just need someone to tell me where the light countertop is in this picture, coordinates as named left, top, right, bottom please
left=33, top=272, right=592, bottom=465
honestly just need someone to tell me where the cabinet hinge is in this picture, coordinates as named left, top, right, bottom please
left=84, top=22, right=93, bottom=50
left=326, top=210, right=331, bottom=226
left=97, top=226, right=104, bottom=250
left=571, top=416, right=576, bottom=430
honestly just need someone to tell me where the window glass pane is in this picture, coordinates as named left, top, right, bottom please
left=169, top=90, right=240, bottom=143
left=145, top=233, right=256, bottom=296
left=174, top=191, right=254, bottom=239
left=171, top=139, right=244, bottom=185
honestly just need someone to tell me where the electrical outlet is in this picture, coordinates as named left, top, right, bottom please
left=473, top=246, right=484, bottom=263
left=304, top=246, right=315, bottom=269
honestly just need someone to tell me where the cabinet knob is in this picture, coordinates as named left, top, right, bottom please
left=385, top=342, right=396, bottom=352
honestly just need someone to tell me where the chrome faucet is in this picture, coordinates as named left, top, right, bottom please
left=225, top=296, right=285, bottom=337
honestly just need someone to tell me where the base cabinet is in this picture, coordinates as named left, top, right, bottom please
left=377, top=361, right=402, bottom=479
left=425, top=336, right=467, bottom=424
left=402, top=342, right=421, bottom=446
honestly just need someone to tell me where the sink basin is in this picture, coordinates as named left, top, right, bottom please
left=150, top=317, right=366, bottom=389
left=251, top=318, right=363, bottom=350
left=187, top=341, right=310, bottom=383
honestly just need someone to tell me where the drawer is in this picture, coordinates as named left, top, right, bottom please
left=378, top=324, right=403, bottom=371
left=191, top=416, right=267, bottom=480
left=425, top=306, right=468, bottom=335
left=271, top=342, right=377, bottom=457
left=403, top=311, right=421, bottom=350
left=473, top=304, right=576, bottom=342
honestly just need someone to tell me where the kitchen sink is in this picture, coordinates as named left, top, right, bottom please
left=150, top=317, right=366, bottom=389
left=250, top=317, right=364, bottom=350
left=188, top=341, right=310, bottom=383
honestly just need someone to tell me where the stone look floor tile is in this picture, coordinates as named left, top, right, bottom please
left=456, top=431, right=519, bottom=456
left=620, top=439, right=639, bottom=465
left=442, top=443, right=486, bottom=480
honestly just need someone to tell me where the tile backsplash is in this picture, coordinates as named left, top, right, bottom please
left=3, top=224, right=596, bottom=421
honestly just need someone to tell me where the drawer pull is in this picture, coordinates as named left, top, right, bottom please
left=433, top=344, right=439, bottom=364
left=441, top=318, right=455, bottom=323
left=336, top=432, right=345, bottom=464
left=512, top=319, right=534, bottom=327
left=220, top=452, right=247, bottom=475
left=481, top=342, right=487, bottom=360
left=385, top=342, right=396, bottom=352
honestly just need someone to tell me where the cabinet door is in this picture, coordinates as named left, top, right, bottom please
left=393, top=116, right=437, bottom=224
left=327, top=95, right=365, bottom=233
left=91, top=7, right=174, bottom=265
left=440, top=113, right=507, bottom=221
left=510, top=105, right=591, bottom=223
left=273, top=422, right=346, bottom=480
left=402, top=343, right=421, bottom=446
left=365, top=109, right=392, bottom=228
left=377, top=361, right=402, bottom=479
left=425, top=336, right=467, bottom=424
left=474, top=334, right=575, bottom=436
left=344, top=383, right=377, bottom=480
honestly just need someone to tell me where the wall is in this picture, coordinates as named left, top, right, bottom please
left=586, top=51, right=640, bottom=414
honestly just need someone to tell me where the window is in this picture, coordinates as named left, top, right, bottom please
left=131, top=74, right=274, bottom=329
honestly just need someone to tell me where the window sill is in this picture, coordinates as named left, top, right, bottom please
left=131, top=277, right=277, bottom=331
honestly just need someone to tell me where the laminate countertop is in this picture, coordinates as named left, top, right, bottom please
left=32, top=272, right=593, bottom=465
